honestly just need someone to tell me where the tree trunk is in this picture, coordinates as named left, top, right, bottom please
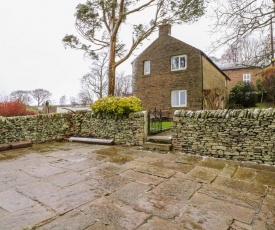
left=108, top=37, right=116, bottom=96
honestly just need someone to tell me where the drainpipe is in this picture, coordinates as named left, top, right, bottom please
left=201, top=53, right=204, bottom=109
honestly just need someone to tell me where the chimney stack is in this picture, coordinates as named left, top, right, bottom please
left=159, top=20, right=171, bottom=37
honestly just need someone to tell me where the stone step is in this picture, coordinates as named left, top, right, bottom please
left=146, top=135, right=172, bottom=144
left=0, top=144, right=11, bottom=152
left=68, top=137, right=114, bottom=145
left=10, top=141, right=32, bottom=149
left=143, top=142, right=172, bottom=151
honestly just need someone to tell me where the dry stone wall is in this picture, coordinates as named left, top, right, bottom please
left=172, top=109, right=275, bottom=165
left=0, top=111, right=147, bottom=146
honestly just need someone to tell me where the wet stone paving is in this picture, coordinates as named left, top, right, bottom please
left=0, top=142, right=274, bottom=230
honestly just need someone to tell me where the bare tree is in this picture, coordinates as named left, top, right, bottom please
left=30, top=89, right=52, bottom=106
left=70, top=96, right=78, bottom=106
left=79, top=52, right=108, bottom=102
left=115, top=72, right=132, bottom=96
left=63, top=0, right=205, bottom=95
left=220, top=36, right=270, bottom=67
left=78, top=91, right=94, bottom=105
left=209, top=0, right=274, bottom=65
left=10, top=90, right=32, bottom=105
left=59, top=95, right=67, bottom=105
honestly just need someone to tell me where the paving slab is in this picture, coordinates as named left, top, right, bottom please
left=98, top=174, right=132, bottom=195
left=197, top=158, right=228, bottom=170
left=176, top=206, right=232, bottom=230
left=183, top=166, right=220, bottom=183
left=83, top=167, right=115, bottom=180
left=199, top=184, right=262, bottom=209
left=133, top=193, right=188, bottom=219
left=37, top=209, right=96, bottom=230
left=174, top=154, right=202, bottom=165
left=17, top=181, right=61, bottom=199
left=254, top=170, right=275, bottom=187
left=85, top=221, right=115, bottom=230
left=0, top=189, right=36, bottom=212
left=57, top=158, right=102, bottom=172
left=21, top=164, right=67, bottom=178
left=151, top=161, right=195, bottom=173
left=0, top=171, right=37, bottom=192
left=120, top=169, right=165, bottom=185
left=176, top=193, right=255, bottom=229
left=0, top=204, right=55, bottom=230
left=213, top=176, right=267, bottom=196
left=111, top=181, right=152, bottom=205
left=45, top=171, right=86, bottom=187
left=229, top=220, right=253, bottom=230
left=78, top=197, right=149, bottom=230
left=134, top=164, right=176, bottom=178
left=253, top=196, right=275, bottom=230
left=218, top=165, right=237, bottom=178
left=151, top=177, right=201, bottom=201
left=36, top=182, right=101, bottom=214
left=233, top=167, right=257, bottom=181
left=137, top=216, right=182, bottom=230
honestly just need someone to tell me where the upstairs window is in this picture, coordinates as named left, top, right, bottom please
left=144, top=60, right=150, bottom=75
left=243, top=74, right=251, bottom=83
left=171, top=90, right=187, bottom=107
left=171, top=55, right=187, bottom=71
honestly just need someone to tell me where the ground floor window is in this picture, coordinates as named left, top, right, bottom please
left=171, top=90, right=187, bottom=107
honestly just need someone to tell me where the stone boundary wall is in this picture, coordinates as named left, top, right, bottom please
left=0, top=111, right=148, bottom=146
left=172, top=109, right=275, bottom=165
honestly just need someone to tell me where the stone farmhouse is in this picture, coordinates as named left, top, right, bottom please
left=132, top=23, right=230, bottom=114
left=220, top=64, right=263, bottom=90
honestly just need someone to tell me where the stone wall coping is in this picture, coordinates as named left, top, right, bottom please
left=174, top=108, right=275, bottom=119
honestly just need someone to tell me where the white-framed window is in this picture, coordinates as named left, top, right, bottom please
left=243, top=74, right=251, bottom=83
left=171, top=90, right=187, bottom=107
left=144, top=60, right=150, bottom=75
left=171, top=55, right=187, bottom=71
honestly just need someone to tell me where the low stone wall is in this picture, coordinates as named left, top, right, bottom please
left=0, top=111, right=148, bottom=146
left=172, top=109, right=275, bottom=165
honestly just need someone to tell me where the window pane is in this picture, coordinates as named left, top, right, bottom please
left=172, top=57, right=179, bottom=70
left=172, top=91, right=179, bottom=106
left=243, top=74, right=251, bottom=82
left=144, top=61, right=150, bottom=74
left=180, top=56, right=186, bottom=68
left=180, top=91, right=186, bottom=105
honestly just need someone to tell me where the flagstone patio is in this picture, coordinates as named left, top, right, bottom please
left=0, top=142, right=274, bottom=230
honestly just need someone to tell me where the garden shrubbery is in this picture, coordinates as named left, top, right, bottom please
left=229, top=82, right=257, bottom=108
left=0, top=100, right=37, bottom=117
left=90, top=96, right=143, bottom=117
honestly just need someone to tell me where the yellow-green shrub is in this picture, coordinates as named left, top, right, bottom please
left=90, top=96, right=143, bottom=117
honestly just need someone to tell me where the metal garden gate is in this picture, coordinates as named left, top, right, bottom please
left=148, top=108, right=163, bottom=135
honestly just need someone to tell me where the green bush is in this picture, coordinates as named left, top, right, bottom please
left=90, top=96, right=143, bottom=117
left=229, top=82, right=257, bottom=108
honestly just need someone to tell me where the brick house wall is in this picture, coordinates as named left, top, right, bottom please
left=132, top=23, right=229, bottom=114
left=223, top=67, right=262, bottom=90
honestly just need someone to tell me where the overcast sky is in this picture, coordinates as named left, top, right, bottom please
left=0, top=0, right=216, bottom=105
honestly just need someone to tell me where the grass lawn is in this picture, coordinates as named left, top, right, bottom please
left=254, top=103, right=275, bottom=109
left=162, top=121, right=173, bottom=129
